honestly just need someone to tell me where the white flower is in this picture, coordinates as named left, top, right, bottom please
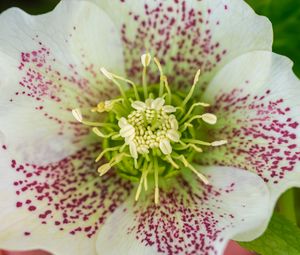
left=0, top=1, right=298, bottom=255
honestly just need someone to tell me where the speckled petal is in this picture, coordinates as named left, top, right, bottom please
left=0, top=0, right=124, bottom=164
left=0, top=144, right=133, bottom=254
left=202, top=51, right=300, bottom=240
left=96, top=166, right=269, bottom=255
left=93, top=0, right=272, bottom=89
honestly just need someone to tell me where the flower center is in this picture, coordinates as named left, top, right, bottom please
left=119, top=98, right=179, bottom=158
left=72, top=53, right=227, bottom=204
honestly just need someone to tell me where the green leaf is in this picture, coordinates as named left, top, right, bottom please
left=0, top=0, right=60, bottom=15
left=245, top=0, right=300, bottom=78
left=239, top=213, right=300, bottom=255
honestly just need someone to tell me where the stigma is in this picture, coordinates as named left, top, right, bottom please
left=72, top=53, right=227, bottom=204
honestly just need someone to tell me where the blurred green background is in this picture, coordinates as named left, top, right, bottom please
left=0, top=0, right=299, bottom=77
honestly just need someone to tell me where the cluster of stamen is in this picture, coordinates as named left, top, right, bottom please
left=72, top=53, right=227, bottom=204
left=119, top=98, right=179, bottom=159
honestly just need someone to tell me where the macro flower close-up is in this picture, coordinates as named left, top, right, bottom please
left=0, top=0, right=299, bottom=255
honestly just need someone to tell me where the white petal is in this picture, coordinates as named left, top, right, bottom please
left=0, top=0, right=124, bottom=164
left=131, top=101, right=147, bottom=111
left=95, top=166, right=270, bottom=255
left=202, top=51, right=300, bottom=240
left=159, top=138, right=172, bottom=155
left=0, top=144, right=133, bottom=255
left=94, top=0, right=272, bottom=88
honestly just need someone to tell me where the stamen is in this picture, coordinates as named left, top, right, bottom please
left=111, top=134, right=122, bottom=140
left=100, top=67, right=113, bottom=80
left=91, top=99, right=124, bottom=113
left=181, top=69, right=201, bottom=107
left=135, top=172, right=144, bottom=201
left=95, top=146, right=121, bottom=162
left=109, top=73, right=140, bottom=101
left=163, top=105, right=176, bottom=113
left=170, top=116, right=179, bottom=130
left=144, top=162, right=151, bottom=191
left=211, top=140, right=228, bottom=146
left=100, top=67, right=128, bottom=102
left=141, top=53, right=152, bottom=67
left=74, top=53, right=228, bottom=203
left=92, top=127, right=118, bottom=139
left=154, top=158, right=159, bottom=204
left=162, top=76, right=172, bottom=104
left=183, top=139, right=227, bottom=147
left=141, top=53, right=151, bottom=99
left=174, top=142, right=203, bottom=153
left=119, top=124, right=135, bottom=139
left=98, top=163, right=111, bottom=176
left=174, top=155, right=209, bottom=184
left=153, top=57, right=165, bottom=97
left=135, top=161, right=152, bottom=202
left=201, top=113, right=217, bottom=125
left=151, top=97, right=165, bottom=110
left=72, top=108, right=83, bottom=122
left=159, top=139, right=172, bottom=155
left=118, top=117, right=128, bottom=128
left=131, top=101, right=147, bottom=111
left=180, top=102, right=210, bottom=123
left=181, top=122, right=194, bottom=132
left=180, top=113, right=217, bottom=131
left=82, top=121, right=116, bottom=128
left=120, top=98, right=182, bottom=158
left=166, top=130, right=181, bottom=142
left=134, top=158, right=138, bottom=169
left=72, top=108, right=116, bottom=128
left=98, top=153, right=130, bottom=176
left=182, top=139, right=212, bottom=146
left=129, top=142, right=138, bottom=159
left=165, top=155, right=179, bottom=169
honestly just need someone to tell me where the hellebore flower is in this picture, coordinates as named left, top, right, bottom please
left=0, top=0, right=299, bottom=255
